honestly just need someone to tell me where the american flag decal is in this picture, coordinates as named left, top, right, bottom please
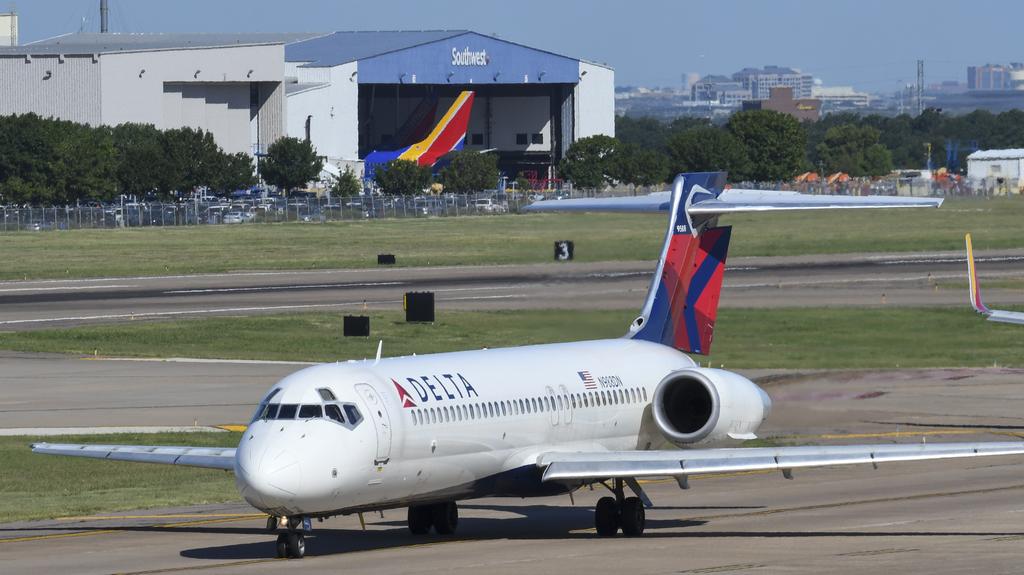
left=578, top=371, right=598, bottom=390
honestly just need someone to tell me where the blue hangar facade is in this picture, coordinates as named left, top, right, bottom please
left=283, top=30, right=615, bottom=180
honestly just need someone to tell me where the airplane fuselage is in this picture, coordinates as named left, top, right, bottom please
left=234, top=338, right=769, bottom=518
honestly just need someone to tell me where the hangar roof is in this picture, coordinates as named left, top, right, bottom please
left=286, top=30, right=469, bottom=67
left=0, top=32, right=322, bottom=55
left=967, top=149, right=1024, bottom=161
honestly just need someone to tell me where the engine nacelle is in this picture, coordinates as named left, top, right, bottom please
left=652, top=368, right=772, bottom=446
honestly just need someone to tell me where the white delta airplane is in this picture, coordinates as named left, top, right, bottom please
left=966, top=232, right=1024, bottom=324
left=33, top=173, right=1024, bottom=559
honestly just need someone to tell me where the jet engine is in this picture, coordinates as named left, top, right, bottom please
left=651, top=368, right=772, bottom=446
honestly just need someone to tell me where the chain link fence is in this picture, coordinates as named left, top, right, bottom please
left=0, top=192, right=588, bottom=232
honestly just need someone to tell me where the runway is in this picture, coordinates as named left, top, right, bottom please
left=3, top=356, right=1024, bottom=573
left=2, top=248, right=1024, bottom=330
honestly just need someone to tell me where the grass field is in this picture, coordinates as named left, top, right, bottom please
left=2, top=197, right=1022, bottom=280
left=2, top=307, right=1023, bottom=368
left=0, top=432, right=241, bottom=523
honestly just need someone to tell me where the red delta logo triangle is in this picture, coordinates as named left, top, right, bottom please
left=392, top=379, right=417, bottom=408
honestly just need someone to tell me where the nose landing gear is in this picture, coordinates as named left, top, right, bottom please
left=267, top=515, right=307, bottom=559
left=594, top=479, right=646, bottom=537
left=407, top=501, right=459, bottom=535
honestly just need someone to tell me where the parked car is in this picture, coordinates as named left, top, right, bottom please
left=472, top=197, right=508, bottom=214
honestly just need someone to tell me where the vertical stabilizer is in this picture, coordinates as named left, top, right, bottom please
left=630, top=173, right=731, bottom=355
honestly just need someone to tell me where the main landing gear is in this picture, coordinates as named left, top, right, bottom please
left=267, top=515, right=307, bottom=559
left=407, top=501, right=459, bottom=535
left=594, top=478, right=645, bottom=537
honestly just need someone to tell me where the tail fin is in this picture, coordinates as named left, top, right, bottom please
left=965, top=233, right=990, bottom=315
left=364, top=91, right=475, bottom=177
left=524, top=172, right=942, bottom=355
left=629, top=173, right=730, bottom=355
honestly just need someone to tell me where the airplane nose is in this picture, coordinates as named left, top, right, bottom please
left=236, top=442, right=303, bottom=510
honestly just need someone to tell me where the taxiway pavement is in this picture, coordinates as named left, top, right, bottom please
left=2, top=248, right=1024, bottom=330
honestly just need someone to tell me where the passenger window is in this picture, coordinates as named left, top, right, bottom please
left=530, top=398, right=537, bottom=412
left=475, top=404, right=482, bottom=418
left=298, top=404, right=322, bottom=419
left=317, top=388, right=337, bottom=401
left=325, top=404, right=345, bottom=423
left=344, top=404, right=363, bottom=425
left=501, top=402, right=507, bottom=416
left=642, top=388, right=648, bottom=401
left=277, top=404, right=298, bottom=419
left=488, top=403, right=495, bottom=418
left=444, top=407, right=451, bottom=422
left=557, top=396, right=564, bottom=410
left=571, top=395, right=577, bottom=408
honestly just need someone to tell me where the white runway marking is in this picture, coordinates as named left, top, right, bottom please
left=0, top=284, right=138, bottom=293
left=163, top=281, right=405, bottom=294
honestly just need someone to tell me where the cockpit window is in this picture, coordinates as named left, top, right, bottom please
left=325, top=404, right=345, bottom=423
left=317, top=388, right=337, bottom=401
left=262, top=403, right=280, bottom=420
left=277, top=404, right=298, bottom=419
left=344, top=404, right=363, bottom=426
left=298, top=404, right=322, bottom=419
left=250, top=389, right=282, bottom=423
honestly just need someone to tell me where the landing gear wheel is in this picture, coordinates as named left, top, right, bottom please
left=619, top=497, right=646, bottom=536
left=285, top=531, right=305, bottom=559
left=432, top=501, right=459, bottom=535
left=275, top=533, right=288, bottom=558
left=407, top=505, right=432, bottom=535
left=595, top=496, right=620, bottom=536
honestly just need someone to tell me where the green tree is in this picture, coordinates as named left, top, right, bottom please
left=374, top=159, right=432, bottom=195
left=111, top=123, right=165, bottom=196
left=158, top=127, right=224, bottom=195
left=666, top=127, right=749, bottom=178
left=440, top=151, right=499, bottom=193
left=261, top=136, right=324, bottom=194
left=329, top=166, right=363, bottom=197
left=213, top=153, right=256, bottom=193
left=559, top=135, right=622, bottom=190
left=815, top=124, right=893, bottom=177
left=727, top=110, right=807, bottom=181
left=614, top=144, right=670, bottom=191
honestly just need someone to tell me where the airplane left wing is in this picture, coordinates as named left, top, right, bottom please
left=537, top=442, right=1024, bottom=483
left=31, top=443, right=236, bottom=471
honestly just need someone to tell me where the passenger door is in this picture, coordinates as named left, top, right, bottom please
left=355, top=383, right=392, bottom=465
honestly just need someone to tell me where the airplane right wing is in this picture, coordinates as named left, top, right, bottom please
left=31, top=442, right=236, bottom=471
left=537, top=441, right=1024, bottom=483
left=966, top=233, right=1024, bottom=325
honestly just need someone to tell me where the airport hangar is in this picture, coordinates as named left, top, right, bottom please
left=0, top=30, right=614, bottom=182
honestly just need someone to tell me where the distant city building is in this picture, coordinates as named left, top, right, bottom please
left=812, top=85, right=870, bottom=111
left=733, top=65, right=813, bottom=99
left=691, top=75, right=751, bottom=106
left=967, top=64, right=1024, bottom=91
left=742, top=87, right=820, bottom=121
left=0, top=12, right=16, bottom=47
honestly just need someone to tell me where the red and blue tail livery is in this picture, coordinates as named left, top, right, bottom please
left=630, top=173, right=731, bottom=355
left=364, top=91, right=475, bottom=178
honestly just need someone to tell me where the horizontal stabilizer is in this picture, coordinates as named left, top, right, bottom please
left=525, top=188, right=942, bottom=214
left=32, top=442, right=236, bottom=471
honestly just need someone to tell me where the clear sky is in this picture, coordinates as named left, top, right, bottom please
left=11, top=0, right=1023, bottom=92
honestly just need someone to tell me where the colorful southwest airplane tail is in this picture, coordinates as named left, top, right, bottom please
left=364, top=91, right=475, bottom=178
left=526, top=172, right=942, bottom=355
left=965, top=233, right=1024, bottom=325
